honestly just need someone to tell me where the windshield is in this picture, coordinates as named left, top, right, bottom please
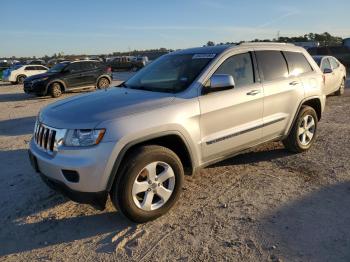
left=123, top=54, right=214, bottom=93
left=48, top=62, right=69, bottom=73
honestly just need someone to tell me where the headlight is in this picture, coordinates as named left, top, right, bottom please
left=64, top=129, right=106, bottom=147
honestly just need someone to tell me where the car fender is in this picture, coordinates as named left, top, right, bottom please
left=96, top=74, right=112, bottom=85
left=104, top=129, right=198, bottom=192
left=46, top=79, right=67, bottom=92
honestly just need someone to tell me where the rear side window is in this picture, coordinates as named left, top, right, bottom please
left=329, top=57, right=339, bottom=69
left=215, top=52, right=255, bottom=87
left=321, top=58, right=331, bottom=71
left=255, top=51, right=288, bottom=81
left=25, top=66, right=36, bottom=71
left=283, top=51, right=313, bottom=76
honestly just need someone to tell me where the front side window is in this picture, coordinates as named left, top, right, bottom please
left=284, top=51, right=313, bottom=76
left=124, top=54, right=213, bottom=93
left=214, top=53, right=255, bottom=87
left=321, top=58, right=331, bottom=71
left=255, top=51, right=288, bottom=81
left=48, top=62, right=69, bottom=73
left=67, top=63, right=82, bottom=73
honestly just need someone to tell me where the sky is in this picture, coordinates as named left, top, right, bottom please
left=1, top=0, right=350, bottom=57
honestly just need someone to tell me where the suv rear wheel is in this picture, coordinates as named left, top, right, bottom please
left=97, top=77, right=110, bottom=89
left=111, top=145, right=184, bottom=223
left=283, top=105, right=318, bottom=153
left=50, top=83, right=62, bottom=98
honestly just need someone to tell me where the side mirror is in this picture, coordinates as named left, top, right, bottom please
left=323, top=68, right=333, bottom=74
left=205, top=74, right=235, bottom=93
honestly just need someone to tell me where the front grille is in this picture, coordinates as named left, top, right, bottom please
left=34, top=122, right=66, bottom=155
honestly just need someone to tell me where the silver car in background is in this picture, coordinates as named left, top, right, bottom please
left=313, top=55, right=346, bottom=95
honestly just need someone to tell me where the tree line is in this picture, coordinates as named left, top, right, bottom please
left=206, top=32, right=344, bottom=47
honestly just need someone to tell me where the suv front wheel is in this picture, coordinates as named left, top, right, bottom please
left=49, top=83, right=62, bottom=98
left=283, top=105, right=318, bottom=153
left=111, top=145, right=184, bottom=223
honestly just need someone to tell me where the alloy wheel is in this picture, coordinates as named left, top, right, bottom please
left=298, top=114, right=316, bottom=146
left=132, top=161, right=175, bottom=211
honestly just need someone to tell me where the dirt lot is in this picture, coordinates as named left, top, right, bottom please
left=0, top=76, right=350, bottom=261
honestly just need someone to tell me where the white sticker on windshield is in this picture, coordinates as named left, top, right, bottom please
left=192, top=54, right=216, bottom=59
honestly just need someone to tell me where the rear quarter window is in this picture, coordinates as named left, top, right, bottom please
left=255, top=51, right=288, bottom=82
left=283, top=51, right=313, bottom=76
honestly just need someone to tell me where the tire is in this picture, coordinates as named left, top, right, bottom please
left=49, top=82, right=62, bottom=98
left=334, top=78, right=345, bottom=96
left=16, top=75, right=26, bottom=84
left=97, top=77, right=110, bottom=89
left=111, top=145, right=184, bottom=223
left=283, top=105, right=318, bottom=153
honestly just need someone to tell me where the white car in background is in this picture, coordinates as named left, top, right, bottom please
left=313, top=55, right=346, bottom=95
left=2, top=65, right=48, bottom=84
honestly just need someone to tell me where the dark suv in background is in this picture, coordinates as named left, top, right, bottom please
left=24, top=60, right=112, bottom=97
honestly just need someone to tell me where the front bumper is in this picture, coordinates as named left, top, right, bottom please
left=24, top=80, right=47, bottom=95
left=28, top=138, right=116, bottom=209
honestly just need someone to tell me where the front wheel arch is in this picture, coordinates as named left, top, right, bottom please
left=106, top=132, right=195, bottom=193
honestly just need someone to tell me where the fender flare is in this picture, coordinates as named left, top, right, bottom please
left=96, top=75, right=112, bottom=86
left=285, top=96, right=322, bottom=137
left=105, top=130, right=196, bottom=192
left=45, top=79, right=67, bottom=94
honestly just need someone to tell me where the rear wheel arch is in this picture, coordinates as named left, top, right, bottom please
left=106, top=132, right=195, bottom=192
left=286, top=97, right=322, bottom=137
left=96, top=75, right=111, bottom=85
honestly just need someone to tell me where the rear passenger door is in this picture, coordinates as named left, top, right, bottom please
left=329, top=57, right=344, bottom=92
left=320, top=57, right=336, bottom=94
left=35, top=66, right=48, bottom=74
left=24, top=66, right=38, bottom=77
left=255, top=50, right=304, bottom=141
left=199, top=52, right=263, bottom=161
left=80, top=61, right=98, bottom=85
left=64, top=63, right=84, bottom=88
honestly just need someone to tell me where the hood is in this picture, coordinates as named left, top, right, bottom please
left=40, top=87, right=175, bottom=128
left=25, top=72, right=55, bottom=81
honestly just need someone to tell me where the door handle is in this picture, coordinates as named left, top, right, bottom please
left=289, top=81, right=299, bottom=86
left=246, top=90, right=260, bottom=96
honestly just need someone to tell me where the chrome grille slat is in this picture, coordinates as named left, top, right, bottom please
left=33, top=122, right=65, bottom=155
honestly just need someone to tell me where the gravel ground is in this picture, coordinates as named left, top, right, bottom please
left=0, top=76, right=350, bottom=261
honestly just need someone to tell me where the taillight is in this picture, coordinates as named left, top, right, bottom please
left=107, top=67, right=112, bottom=73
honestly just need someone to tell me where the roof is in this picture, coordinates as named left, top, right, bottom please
left=170, top=45, right=234, bottom=55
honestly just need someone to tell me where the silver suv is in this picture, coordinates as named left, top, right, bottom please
left=28, top=43, right=326, bottom=222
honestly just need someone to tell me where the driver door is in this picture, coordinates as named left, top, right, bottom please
left=199, top=52, right=263, bottom=162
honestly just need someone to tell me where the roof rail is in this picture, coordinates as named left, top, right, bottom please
left=239, top=42, right=295, bottom=46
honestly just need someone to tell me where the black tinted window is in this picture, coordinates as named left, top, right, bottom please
left=81, top=62, right=95, bottom=70
left=67, top=63, right=82, bottom=72
left=255, top=51, right=288, bottom=81
left=25, top=66, right=36, bottom=70
left=284, top=51, right=313, bottom=76
left=215, top=52, right=254, bottom=87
